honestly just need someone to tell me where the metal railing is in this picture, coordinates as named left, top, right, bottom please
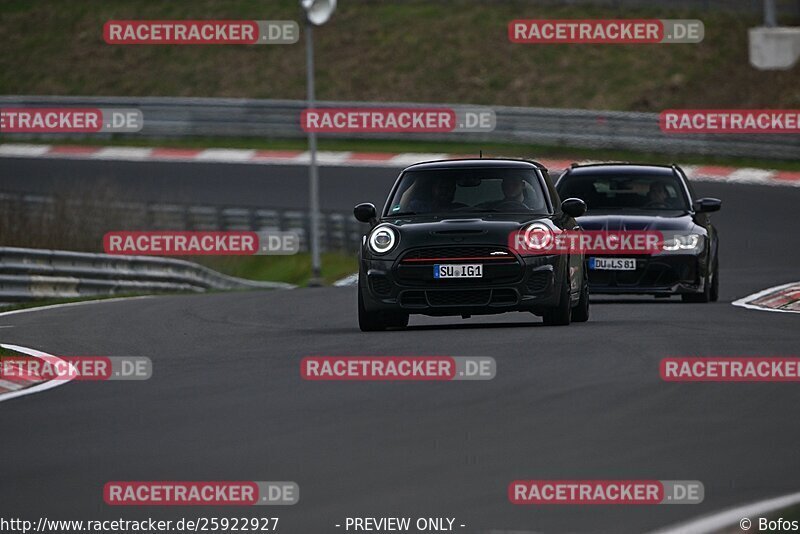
left=0, top=191, right=368, bottom=254
left=1, top=96, right=798, bottom=160
left=0, top=246, right=295, bottom=303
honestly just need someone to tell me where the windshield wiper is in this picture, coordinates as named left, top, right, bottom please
left=388, top=211, right=418, bottom=217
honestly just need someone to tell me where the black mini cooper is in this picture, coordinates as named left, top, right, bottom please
left=353, top=158, right=589, bottom=331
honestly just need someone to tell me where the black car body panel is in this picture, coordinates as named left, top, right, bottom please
left=356, top=159, right=587, bottom=325
left=555, top=163, right=720, bottom=298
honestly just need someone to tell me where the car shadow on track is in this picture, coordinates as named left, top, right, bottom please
left=589, top=297, right=685, bottom=304
left=406, top=321, right=544, bottom=331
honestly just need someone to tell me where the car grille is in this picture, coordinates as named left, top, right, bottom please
left=369, top=275, right=393, bottom=296
left=427, top=289, right=491, bottom=306
left=400, top=289, right=519, bottom=307
left=395, top=245, right=523, bottom=286
left=401, top=246, right=516, bottom=263
left=587, top=258, right=694, bottom=288
left=400, top=291, right=427, bottom=307
left=526, top=271, right=550, bottom=293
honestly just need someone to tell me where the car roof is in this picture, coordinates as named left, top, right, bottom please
left=402, top=158, right=546, bottom=172
left=563, top=163, right=677, bottom=177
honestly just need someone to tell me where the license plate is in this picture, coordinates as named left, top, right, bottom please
left=434, top=264, right=483, bottom=279
left=589, top=257, right=636, bottom=271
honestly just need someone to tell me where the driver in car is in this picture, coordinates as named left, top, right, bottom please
left=485, top=176, right=530, bottom=209
left=406, top=177, right=464, bottom=213
left=645, top=182, right=671, bottom=208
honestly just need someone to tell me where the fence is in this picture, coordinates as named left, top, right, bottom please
left=0, top=246, right=295, bottom=303
left=0, top=190, right=367, bottom=254
left=1, top=96, right=798, bottom=160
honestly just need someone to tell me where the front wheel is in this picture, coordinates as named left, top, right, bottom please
left=709, top=260, right=719, bottom=302
left=542, top=267, right=572, bottom=326
left=571, top=277, right=590, bottom=323
left=358, top=288, right=408, bottom=331
left=681, top=268, right=712, bottom=303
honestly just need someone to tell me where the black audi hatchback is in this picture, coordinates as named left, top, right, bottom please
left=555, top=163, right=721, bottom=302
left=353, top=158, right=589, bottom=331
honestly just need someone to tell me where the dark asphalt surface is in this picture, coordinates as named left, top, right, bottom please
left=0, top=158, right=400, bottom=212
left=0, top=160, right=799, bottom=533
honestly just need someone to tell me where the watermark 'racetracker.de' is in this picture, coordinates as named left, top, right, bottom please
left=104, top=481, right=299, bottom=506
left=509, top=19, right=704, bottom=44
left=1, top=356, right=151, bottom=381
left=104, top=20, right=298, bottom=45
left=509, top=480, right=704, bottom=504
left=661, top=110, right=800, bottom=134
left=104, top=231, right=300, bottom=256
left=661, top=357, right=800, bottom=381
left=301, top=107, right=496, bottom=133
left=0, top=108, right=142, bottom=133
left=301, top=356, right=495, bottom=381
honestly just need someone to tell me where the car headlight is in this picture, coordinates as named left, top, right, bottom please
left=520, top=222, right=554, bottom=252
left=368, top=225, right=398, bottom=255
left=662, top=234, right=701, bottom=251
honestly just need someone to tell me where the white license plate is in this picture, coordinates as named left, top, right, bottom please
left=434, top=264, right=483, bottom=279
left=589, top=257, right=636, bottom=271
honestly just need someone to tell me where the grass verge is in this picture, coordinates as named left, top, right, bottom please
left=197, top=252, right=357, bottom=287
left=1, top=1, right=798, bottom=111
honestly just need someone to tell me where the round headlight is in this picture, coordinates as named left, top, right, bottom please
left=522, top=222, right=554, bottom=251
left=368, top=225, right=398, bottom=255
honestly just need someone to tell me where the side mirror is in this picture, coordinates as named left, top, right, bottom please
left=354, top=202, right=377, bottom=224
left=561, top=197, right=587, bottom=218
left=692, top=198, right=722, bottom=213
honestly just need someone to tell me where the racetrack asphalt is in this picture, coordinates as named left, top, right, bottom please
left=0, top=160, right=798, bottom=533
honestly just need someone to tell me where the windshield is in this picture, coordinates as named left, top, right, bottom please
left=557, top=173, right=690, bottom=211
left=385, top=168, right=549, bottom=216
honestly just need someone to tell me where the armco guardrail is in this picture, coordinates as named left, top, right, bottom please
left=1, top=96, right=798, bottom=160
left=0, top=247, right=294, bottom=303
left=0, top=190, right=368, bottom=253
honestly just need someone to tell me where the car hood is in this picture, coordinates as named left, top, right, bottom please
left=376, top=214, right=550, bottom=251
left=577, top=211, right=698, bottom=232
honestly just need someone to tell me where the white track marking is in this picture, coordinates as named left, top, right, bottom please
left=333, top=273, right=359, bottom=287
left=196, top=148, right=256, bottom=162
left=650, top=490, right=800, bottom=533
left=0, top=295, right=153, bottom=319
left=0, top=343, right=76, bottom=403
left=389, top=153, right=450, bottom=166
left=732, top=282, right=800, bottom=314
left=1, top=144, right=799, bottom=185
left=92, top=147, right=154, bottom=160
left=0, top=144, right=50, bottom=156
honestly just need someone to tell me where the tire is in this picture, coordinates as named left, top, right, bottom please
left=709, top=259, right=719, bottom=302
left=681, top=265, right=712, bottom=303
left=571, top=276, right=590, bottom=323
left=543, top=266, right=572, bottom=326
left=358, top=287, right=408, bottom=331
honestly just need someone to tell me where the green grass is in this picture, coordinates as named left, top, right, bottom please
left=1, top=1, right=798, bottom=111
left=197, top=252, right=357, bottom=287
left=7, top=136, right=800, bottom=171
left=0, top=346, right=24, bottom=357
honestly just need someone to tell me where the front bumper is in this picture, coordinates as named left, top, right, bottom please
left=585, top=253, right=707, bottom=295
left=360, top=253, right=567, bottom=316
